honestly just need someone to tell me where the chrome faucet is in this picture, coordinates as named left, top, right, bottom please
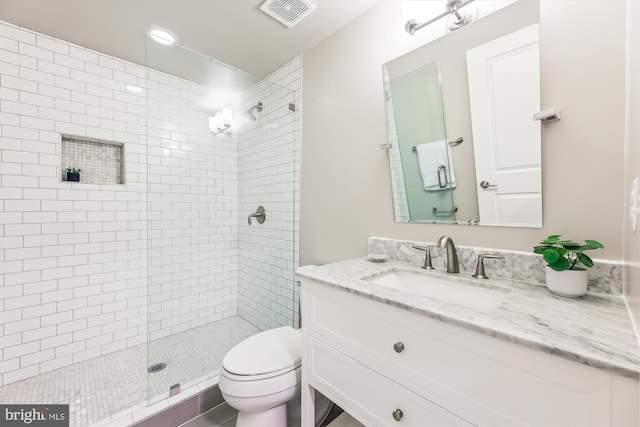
left=437, top=235, right=459, bottom=273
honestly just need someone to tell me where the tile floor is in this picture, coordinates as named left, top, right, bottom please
left=0, top=316, right=260, bottom=427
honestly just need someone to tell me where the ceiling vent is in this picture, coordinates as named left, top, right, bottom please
left=260, top=0, right=317, bottom=28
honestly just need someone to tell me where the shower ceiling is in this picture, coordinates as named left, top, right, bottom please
left=0, top=0, right=378, bottom=79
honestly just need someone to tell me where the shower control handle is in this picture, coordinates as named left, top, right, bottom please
left=248, top=206, right=266, bottom=225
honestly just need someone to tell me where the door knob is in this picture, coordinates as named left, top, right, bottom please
left=480, top=180, right=498, bottom=189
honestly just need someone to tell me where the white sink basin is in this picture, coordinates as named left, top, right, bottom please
left=362, top=268, right=509, bottom=311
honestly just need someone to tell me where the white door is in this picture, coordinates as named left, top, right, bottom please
left=466, top=24, right=542, bottom=227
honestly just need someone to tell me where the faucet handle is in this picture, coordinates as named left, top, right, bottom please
left=412, top=246, right=435, bottom=270
left=472, top=254, right=504, bottom=279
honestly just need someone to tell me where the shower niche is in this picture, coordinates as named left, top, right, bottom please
left=61, top=135, right=125, bottom=184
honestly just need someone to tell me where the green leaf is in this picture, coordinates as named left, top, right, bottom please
left=584, top=240, right=604, bottom=249
left=533, top=245, right=551, bottom=254
left=541, top=235, right=561, bottom=244
left=548, top=258, right=571, bottom=271
left=562, top=243, right=582, bottom=250
left=578, top=253, right=594, bottom=268
left=543, top=249, right=560, bottom=264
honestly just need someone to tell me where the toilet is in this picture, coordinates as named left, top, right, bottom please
left=219, top=326, right=331, bottom=427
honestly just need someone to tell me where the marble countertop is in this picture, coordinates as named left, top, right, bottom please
left=296, top=258, right=640, bottom=379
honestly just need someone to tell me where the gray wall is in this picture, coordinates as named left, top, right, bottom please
left=300, top=0, right=626, bottom=265
left=624, top=0, right=640, bottom=347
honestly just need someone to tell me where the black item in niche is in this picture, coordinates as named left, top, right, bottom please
left=66, top=167, right=81, bottom=182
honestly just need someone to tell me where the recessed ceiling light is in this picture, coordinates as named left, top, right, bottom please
left=147, top=27, right=178, bottom=46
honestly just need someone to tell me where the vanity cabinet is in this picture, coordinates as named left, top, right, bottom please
left=300, top=279, right=639, bottom=427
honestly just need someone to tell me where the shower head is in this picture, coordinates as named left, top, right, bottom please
left=245, top=102, right=263, bottom=121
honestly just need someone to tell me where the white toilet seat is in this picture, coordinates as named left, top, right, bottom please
left=220, top=326, right=302, bottom=398
left=220, top=365, right=301, bottom=398
left=223, top=326, right=302, bottom=376
left=223, top=361, right=301, bottom=381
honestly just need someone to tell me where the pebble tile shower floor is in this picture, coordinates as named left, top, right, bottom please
left=0, top=316, right=259, bottom=427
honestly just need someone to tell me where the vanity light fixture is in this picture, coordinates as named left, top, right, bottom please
left=405, top=0, right=476, bottom=35
left=147, top=26, right=179, bottom=45
left=209, top=108, right=233, bottom=134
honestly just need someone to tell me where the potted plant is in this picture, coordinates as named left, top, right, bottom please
left=66, top=167, right=81, bottom=182
left=533, top=235, right=604, bottom=297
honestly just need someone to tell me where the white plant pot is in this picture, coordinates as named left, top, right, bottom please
left=545, top=266, right=588, bottom=297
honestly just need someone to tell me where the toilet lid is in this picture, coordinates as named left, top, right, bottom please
left=223, top=326, right=302, bottom=376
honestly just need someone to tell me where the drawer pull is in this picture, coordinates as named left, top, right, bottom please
left=393, top=342, right=405, bottom=353
left=393, top=408, right=404, bottom=421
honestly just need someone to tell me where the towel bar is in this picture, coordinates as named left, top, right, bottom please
left=432, top=206, right=458, bottom=215
left=412, top=137, right=463, bottom=152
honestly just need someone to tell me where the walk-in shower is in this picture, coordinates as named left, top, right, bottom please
left=145, top=35, right=298, bottom=406
left=0, top=19, right=300, bottom=426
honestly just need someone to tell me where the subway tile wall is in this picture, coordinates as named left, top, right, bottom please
left=237, top=58, right=301, bottom=331
left=144, top=63, right=240, bottom=343
left=0, top=21, right=152, bottom=387
left=0, top=20, right=301, bottom=387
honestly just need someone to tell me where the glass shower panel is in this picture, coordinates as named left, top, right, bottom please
left=145, top=36, right=296, bottom=401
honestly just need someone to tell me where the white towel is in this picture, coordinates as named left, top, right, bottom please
left=416, top=140, right=457, bottom=191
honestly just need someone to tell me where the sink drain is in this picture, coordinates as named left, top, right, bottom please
left=147, top=363, right=167, bottom=373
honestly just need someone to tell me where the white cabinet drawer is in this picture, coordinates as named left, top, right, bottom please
left=305, top=280, right=612, bottom=426
left=308, top=283, right=421, bottom=371
left=308, top=336, right=473, bottom=427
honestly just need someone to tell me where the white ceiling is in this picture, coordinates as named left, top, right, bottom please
left=0, top=0, right=378, bottom=79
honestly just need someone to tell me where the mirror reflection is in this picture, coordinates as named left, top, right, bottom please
left=384, top=0, right=542, bottom=227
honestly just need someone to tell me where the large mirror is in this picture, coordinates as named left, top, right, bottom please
left=383, top=0, right=542, bottom=227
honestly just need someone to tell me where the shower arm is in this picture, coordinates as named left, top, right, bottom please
left=248, top=102, right=263, bottom=114
left=405, top=0, right=475, bottom=35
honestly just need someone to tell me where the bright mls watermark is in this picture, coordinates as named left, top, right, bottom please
left=0, top=405, right=69, bottom=426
